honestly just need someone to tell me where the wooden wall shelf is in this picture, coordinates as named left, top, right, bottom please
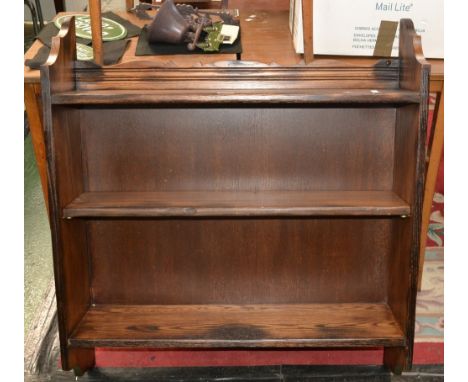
left=41, top=16, right=429, bottom=376
left=63, top=191, right=410, bottom=218
left=69, top=303, right=405, bottom=348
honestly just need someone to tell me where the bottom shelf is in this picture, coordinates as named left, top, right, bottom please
left=69, top=303, right=405, bottom=348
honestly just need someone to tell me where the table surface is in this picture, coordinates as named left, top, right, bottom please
left=24, top=10, right=444, bottom=84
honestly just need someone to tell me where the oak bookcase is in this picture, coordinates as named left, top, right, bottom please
left=41, top=16, right=429, bottom=375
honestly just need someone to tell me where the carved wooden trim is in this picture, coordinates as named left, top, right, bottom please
left=72, top=61, right=401, bottom=93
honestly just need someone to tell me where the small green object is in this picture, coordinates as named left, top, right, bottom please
left=55, top=15, right=127, bottom=41
left=76, top=43, right=93, bottom=61
left=197, top=22, right=224, bottom=52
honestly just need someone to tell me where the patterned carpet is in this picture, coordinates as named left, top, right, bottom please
left=415, top=192, right=444, bottom=344
left=414, top=93, right=444, bottom=344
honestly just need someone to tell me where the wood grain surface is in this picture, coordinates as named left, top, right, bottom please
left=87, top=218, right=392, bottom=305
left=40, top=18, right=95, bottom=371
left=39, top=16, right=429, bottom=375
left=51, top=89, right=420, bottom=105
left=384, top=19, right=430, bottom=372
left=69, top=303, right=405, bottom=348
left=80, top=107, right=397, bottom=192
left=64, top=191, right=410, bottom=218
left=88, top=0, right=103, bottom=65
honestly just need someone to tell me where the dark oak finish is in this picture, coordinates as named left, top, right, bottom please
left=64, top=190, right=410, bottom=218
left=72, top=59, right=404, bottom=91
left=51, top=89, right=420, bottom=105
left=70, top=304, right=405, bottom=348
left=40, top=16, right=428, bottom=375
left=87, top=218, right=392, bottom=305
left=41, top=17, right=95, bottom=372
left=384, top=19, right=430, bottom=372
left=24, top=10, right=443, bottom=229
left=80, top=107, right=396, bottom=192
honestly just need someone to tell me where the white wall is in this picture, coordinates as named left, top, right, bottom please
left=24, top=0, right=129, bottom=22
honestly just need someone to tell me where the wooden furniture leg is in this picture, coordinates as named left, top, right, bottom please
left=24, top=82, right=49, bottom=216
left=64, top=348, right=95, bottom=376
left=89, top=0, right=104, bottom=65
left=384, top=346, right=408, bottom=375
left=418, top=85, right=444, bottom=290
left=302, top=0, right=314, bottom=63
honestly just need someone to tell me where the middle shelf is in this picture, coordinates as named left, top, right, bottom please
left=63, top=190, right=410, bottom=218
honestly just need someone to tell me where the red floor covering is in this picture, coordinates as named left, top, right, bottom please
left=95, top=344, right=443, bottom=368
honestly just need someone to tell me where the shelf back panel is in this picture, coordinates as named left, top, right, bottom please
left=89, top=218, right=392, bottom=305
left=80, top=107, right=396, bottom=192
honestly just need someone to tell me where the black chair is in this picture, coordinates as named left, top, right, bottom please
left=24, top=0, right=43, bottom=36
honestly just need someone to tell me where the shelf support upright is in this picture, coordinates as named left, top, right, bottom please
left=88, top=0, right=104, bottom=66
left=302, top=0, right=314, bottom=63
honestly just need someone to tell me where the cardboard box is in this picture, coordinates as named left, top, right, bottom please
left=291, top=0, right=444, bottom=58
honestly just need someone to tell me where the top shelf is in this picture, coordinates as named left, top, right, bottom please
left=26, top=9, right=441, bottom=84
left=41, top=12, right=428, bottom=106
left=51, top=88, right=420, bottom=105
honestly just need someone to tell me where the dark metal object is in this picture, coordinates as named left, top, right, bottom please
left=187, top=22, right=204, bottom=51
left=146, top=0, right=217, bottom=51
left=147, top=0, right=191, bottom=44
left=132, top=3, right=154, bottom=20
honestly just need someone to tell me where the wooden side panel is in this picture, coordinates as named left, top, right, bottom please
left=51, top=108, right=90, bottom=331
left=40, top=18, right=95, bottom=372
left=89, top=218, right=392, bottom=305
left=46, top=107, right=95, bottom=371
left=385, top=19, right=430, bottom=372
left=82, top=107, right=396, bottom=192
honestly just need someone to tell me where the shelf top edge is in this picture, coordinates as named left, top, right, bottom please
left=74, top=58, right=401, bottom=72
left=52, top=88, right=420, bottom=105
left=62, top=190, right=411, bottom=218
